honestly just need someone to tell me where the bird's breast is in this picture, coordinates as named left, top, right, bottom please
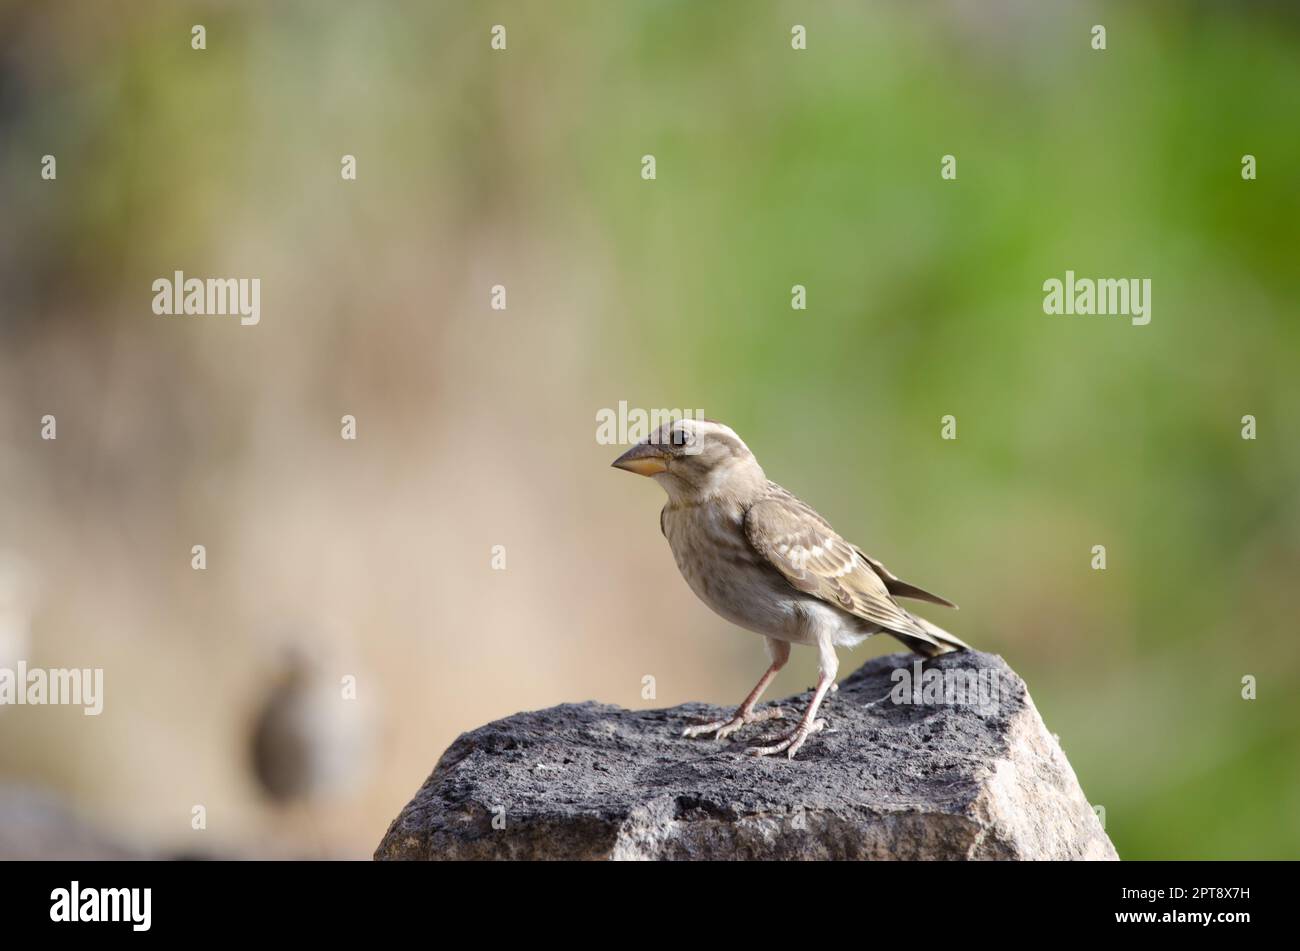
left=661, top=502, right=804, bottom=639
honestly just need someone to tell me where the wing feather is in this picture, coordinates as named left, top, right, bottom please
left=854, top=549, right=958, bottom=609
left=742, top=489, right=933, bottom=640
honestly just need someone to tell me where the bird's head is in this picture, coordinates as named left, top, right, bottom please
left=611, top=417, right=766, bottom=502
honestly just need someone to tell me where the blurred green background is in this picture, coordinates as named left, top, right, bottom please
left=0, top=1, right=1297, bottom=859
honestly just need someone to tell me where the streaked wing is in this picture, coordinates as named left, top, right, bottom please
left=742, top=489, right=928, bottom=638
left=854, top=549, right=958, bottom=609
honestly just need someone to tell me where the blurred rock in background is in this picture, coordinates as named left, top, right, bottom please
left=0, top=784, right=140, bottom=860
left=0, top=553, right=34, bottom=675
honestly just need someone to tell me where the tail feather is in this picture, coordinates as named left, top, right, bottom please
left=888, top=615, right=971, bottom=657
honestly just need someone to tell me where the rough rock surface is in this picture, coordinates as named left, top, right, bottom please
left=376, top=650, right=1117, bottom=860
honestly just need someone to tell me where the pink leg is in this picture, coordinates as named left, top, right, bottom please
left=747, top=635, right=838, bottom=759
left=682, top=639, right=790, bottom=740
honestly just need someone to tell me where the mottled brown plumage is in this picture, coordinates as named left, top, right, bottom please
left=744, top=483, right=960, bottom=649
left=613, top=418, right=969, bottom=758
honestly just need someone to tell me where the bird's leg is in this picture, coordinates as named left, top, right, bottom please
left=747, top=636, right=838, bottom=759
left=682, top=638, right=790, bottom=741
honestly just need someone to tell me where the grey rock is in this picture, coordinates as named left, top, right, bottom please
left=376, top=650, right=1117, bottom=860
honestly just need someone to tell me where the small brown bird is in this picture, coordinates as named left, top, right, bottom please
left=613, top=418, right=969, bottom=758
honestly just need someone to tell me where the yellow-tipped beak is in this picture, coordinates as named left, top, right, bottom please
left=611, top=443, right=669, bottom=477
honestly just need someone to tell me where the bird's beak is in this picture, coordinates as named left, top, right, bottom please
left=611, top=442, right=669, bottom=477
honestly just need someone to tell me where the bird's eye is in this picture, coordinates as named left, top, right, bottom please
left=671, top=428, right=690, bottom=447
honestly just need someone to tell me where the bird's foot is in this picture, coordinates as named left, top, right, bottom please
left=681, top=705, right=785, bottom=741
left=746, top=718, right=827, bottom=759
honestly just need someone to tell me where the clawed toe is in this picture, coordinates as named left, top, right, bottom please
left=682, top=709, right=830, bottom=757
left=681, top=718, right=729, bottom=739
left=746, top=718, right=827, bottom=759
left=681, top=706, right=785, bottom=741
left=714, top=718, right=746, bottom=741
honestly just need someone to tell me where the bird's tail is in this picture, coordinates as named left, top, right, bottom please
left=889, top=615, right=971, bottom=658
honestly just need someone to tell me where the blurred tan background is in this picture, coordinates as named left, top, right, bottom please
left=1, top=1, right=1298, bottom=859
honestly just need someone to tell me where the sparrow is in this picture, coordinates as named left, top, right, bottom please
left=612, top=418, right=969, bottom=758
